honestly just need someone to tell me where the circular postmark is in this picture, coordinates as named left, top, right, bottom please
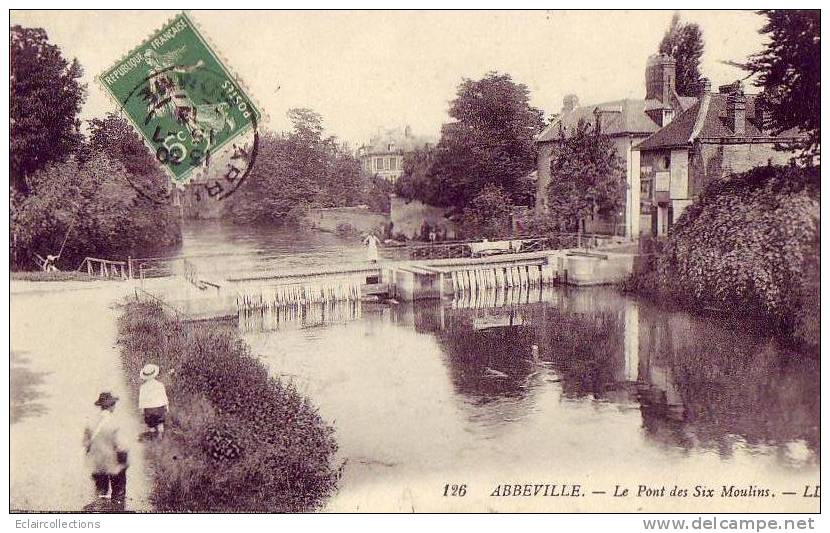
left=120, top=62, right=259, bottom=204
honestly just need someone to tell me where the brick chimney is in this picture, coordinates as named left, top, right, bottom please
left=725, top=82, right=747, bottom=136
left=645, top=54, right=677, bottom=106
left=562, top=94, right=579, bottom=114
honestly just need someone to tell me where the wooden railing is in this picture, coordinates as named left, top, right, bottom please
left=78, top=257, right=130, bottom=279
left=382, top=233, right=619, bottom=261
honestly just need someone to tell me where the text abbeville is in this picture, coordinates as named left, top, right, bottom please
left=490, top=484, right=582, bottom=497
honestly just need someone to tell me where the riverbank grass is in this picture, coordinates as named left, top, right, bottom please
left=116, top=300, right=340, bottom=512
left=11, top=271, right=111, bottom=282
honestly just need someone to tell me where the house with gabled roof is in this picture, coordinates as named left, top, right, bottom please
left=632, top=80, right=803, bottom=236
left=535, top=54, right=697, bottom=238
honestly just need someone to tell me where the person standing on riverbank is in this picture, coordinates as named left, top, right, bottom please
left=83, top=392, right=129, bottom=511
left=364, top=233, right=380, bottom=263
left=138, top=364, right=169, bottom=438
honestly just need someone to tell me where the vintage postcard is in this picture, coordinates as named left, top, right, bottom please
left=9, top=7, right=820, bottom=519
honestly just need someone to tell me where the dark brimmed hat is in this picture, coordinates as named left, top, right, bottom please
left=94, top=392, right=119, bottom=408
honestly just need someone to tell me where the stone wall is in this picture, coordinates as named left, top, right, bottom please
left=307, top=206, right=390, bottom=235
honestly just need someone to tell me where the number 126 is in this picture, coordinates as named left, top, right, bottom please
left=443, top=484, right=467, bottom=497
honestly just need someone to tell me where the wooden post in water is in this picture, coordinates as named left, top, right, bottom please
left=128, top=257, right=133, bottom=279
left=438, top=272, right=444, bottom=299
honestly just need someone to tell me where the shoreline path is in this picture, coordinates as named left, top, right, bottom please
left=11, top=281, right=152, bottom=512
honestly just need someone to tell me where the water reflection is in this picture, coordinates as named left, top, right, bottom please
left=242, top=285, right=819, bottom=511
left=402, top=287, right=819, bottom=466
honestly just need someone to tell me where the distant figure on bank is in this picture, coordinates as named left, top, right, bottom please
left=429, top=229, right=437, bottom=243
left=139, top=364, right=169, bottom=437
left=43, top=254, right=59, bottom=272
left=364, top=233, right=380, bottom=263
left=83, top=392, right=129, bottom=510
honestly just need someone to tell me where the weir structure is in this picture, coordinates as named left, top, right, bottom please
left=132, top=235, right=643, bottom=322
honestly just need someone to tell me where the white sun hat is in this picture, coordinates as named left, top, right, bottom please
left=140, top=363, right=160, bottom=381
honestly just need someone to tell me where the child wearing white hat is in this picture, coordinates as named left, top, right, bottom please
left=138, top=363, right=169, bottom=437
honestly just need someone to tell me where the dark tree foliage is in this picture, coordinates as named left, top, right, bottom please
left=394, top=147, right=436, bottom=201
left=11, top=154, right=181, bottom=270
left=658, top=13, right=705, bottom=97
left=744, top=10, right=820, bottom=160
left=83, top=113, right=171, bottom=203
left=364, top=174, right=393, bottom=214
left=461, top=184, right=514, bottom=239
left=224, top=130, right=318, bottom=225
left=422, top=72, right=544, bottom=209
left=544, top=120, right=626, bottom=232
left=225, top=108, right=390, bottom=224
left=85, top=114, right=159, bottom=178
left=317, top=144, right=365, bottom=208
left=631, top=165, right=820, bottom=352
left=10, top=25, right=86, bottom=194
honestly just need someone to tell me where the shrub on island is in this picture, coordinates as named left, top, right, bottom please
left=117, top=301, right=340, bottom=512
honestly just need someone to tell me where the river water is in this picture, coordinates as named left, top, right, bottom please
left=180, top=221, right=820, bottom=512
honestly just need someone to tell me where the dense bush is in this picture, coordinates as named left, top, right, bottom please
left=117, top=301, right=340, bottom=512
left=626, top=165, right=819, bottom=352
left=10, top=154, right=181, bottom=271
left=335, top=222, right=359, bottom=239
left=460, top=184, right=514, bottom=239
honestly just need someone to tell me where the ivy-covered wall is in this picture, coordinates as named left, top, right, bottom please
left=626, top=164, right=819, bottom=353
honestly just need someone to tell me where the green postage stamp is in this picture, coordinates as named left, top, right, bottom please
left=97, top=12, right=261, bottom=197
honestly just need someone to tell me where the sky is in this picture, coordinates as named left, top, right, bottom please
left=11, top=10, right=768, bottom=147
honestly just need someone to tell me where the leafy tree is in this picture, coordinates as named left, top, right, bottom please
left=84, top=113, right=171, bottom=203
left=225, top=108, right=384, bottom=223
left=224, top=130, right=317, bottom=224
left=461, top=184, right=514, bottom=239
left=280, top=108, right=366, bottom=209
left=544, top=120, right=626, bottom=232
left=658, top=13, right=704, bottom=96
left=394, top=147, right=436, bottom=201
left=11, top=154, right=181, bottom=270
left=364, top=175, right=393, bottom=214
left=744, top=10, right=820, bottom=160
left=85, top=114, right=157, bottom=177
left=10, top=25, right=86, bottom=194
left=426, top=72, right=544, bottom=209
left=320, top=145, right=364, bottom=208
